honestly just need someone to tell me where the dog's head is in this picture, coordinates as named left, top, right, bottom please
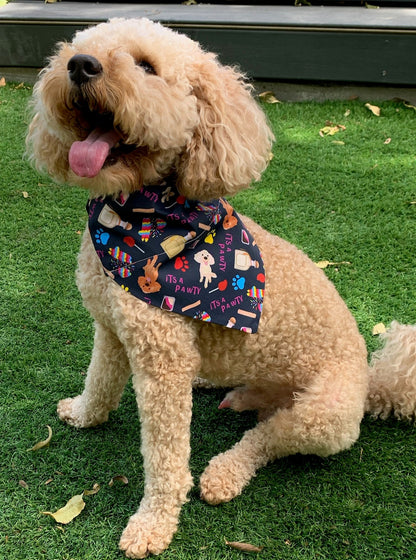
left=138, top=276, right=161, bottom=294
left=194, top=249, right=214, bottom=266
left=26, top=18, right=273, bottom=200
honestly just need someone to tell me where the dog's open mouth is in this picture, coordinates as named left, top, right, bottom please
left=68, top=107, right=137, bottom=178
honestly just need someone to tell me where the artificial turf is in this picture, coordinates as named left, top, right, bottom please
left=1, top=81, right=415, bottom=559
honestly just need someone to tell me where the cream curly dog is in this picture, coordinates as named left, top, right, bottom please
left=26, top=18, right=416, bottom=558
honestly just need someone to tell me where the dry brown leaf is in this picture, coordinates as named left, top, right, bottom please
left=84, top=483, right=100, bottom=496
left=259, top=91, right=281, bottom=104
left=319, top=124, right=345, bottom=137
left=42, top=493, right=85, bottom=524
left=384, top=138, right=391, bottom=145
left=372, top=323, right=386, bottom=335
left=19, top=480, right=28, bottom=489
left=44, top=478, right=53, bottom=485
left=365, top=103, right=381, bottom=116
left=28, top=425, right=52, bottom=451
left=109, top=474, right=129, bottom=487
left=0, top=77, right=6, bottom=87
left=315, top=260, right=351, bottom=269
left=225, top=541, right=263, bottom=553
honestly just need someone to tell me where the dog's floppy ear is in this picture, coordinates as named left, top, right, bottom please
left=177, top=53, right=274, bottom=201
left=194, top=250, right=203, bottom=264
left=26, top=110, right=70, bottom=184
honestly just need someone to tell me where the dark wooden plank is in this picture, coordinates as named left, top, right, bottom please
left=187, top=28, right=416, bottom=84
left=2, top=2, right=416, bottom=30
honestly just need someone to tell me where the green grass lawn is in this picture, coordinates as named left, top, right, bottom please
left=1, top=82, right=415, bottom=559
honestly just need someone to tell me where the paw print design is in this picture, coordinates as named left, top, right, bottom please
left=174, top=256, right=189, bottom=272
left=232, top=274, right=246, bottom=290
left=205, top=230, right=216, bottom=244
left=95, top=228, right=110, bottom=245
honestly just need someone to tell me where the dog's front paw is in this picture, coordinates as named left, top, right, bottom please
left=57, top=395, right=108, bottom=428
left=200, top=451, right=253, bottom=505
left=119, top=511, right=176, bottom=558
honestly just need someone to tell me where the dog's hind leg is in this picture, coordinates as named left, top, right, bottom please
left=57, top=322, right=130, bottom=427
left=118, top=312, right=200, bottom=558
left=200, top=362, right=366, bottom=505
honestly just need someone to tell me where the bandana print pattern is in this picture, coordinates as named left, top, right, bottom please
left=88, top=183, right=266, bottom=333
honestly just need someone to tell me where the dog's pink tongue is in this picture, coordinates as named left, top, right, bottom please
left=69, top=128, right=121, bottom=178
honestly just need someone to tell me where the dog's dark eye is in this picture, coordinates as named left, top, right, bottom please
left=136, top=60, right=156, bottom=75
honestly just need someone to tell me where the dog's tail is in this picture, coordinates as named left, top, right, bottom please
left=366, top=321, right=416, bottom=420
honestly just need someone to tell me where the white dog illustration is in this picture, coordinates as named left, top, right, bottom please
left=194, top=249, right=217, bottom=289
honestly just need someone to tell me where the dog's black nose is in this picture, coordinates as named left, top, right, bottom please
left=67, top=54, right=103, bottom=85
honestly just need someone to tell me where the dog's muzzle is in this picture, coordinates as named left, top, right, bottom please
left=67, top=54, right=103, bottom=86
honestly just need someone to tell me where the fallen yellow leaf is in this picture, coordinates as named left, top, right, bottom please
left=404, top=102, right=416, bottom=111
left=259, top=91, right=281, bottom=104
left=109, top=474, right=129, bottom=487
left=28, top=425, right=52, bottom=451
left=384, top=138, right=391, bottom=145
left=22, top=191, right=29, bottom=199
left=84, top=483, right=100, bottom=496
left=42, top=493, right=85, bottom=524
left=225, top=541, right=264, bottom=552
left=365, top=103, right=381, bottom=116
left=315, top=260, right=351, bottom=269
left=372, top=323, right=387, bottom=335
left=319, top=124, right=346, bottom=137
left=0, top=77, right=6, bottom=87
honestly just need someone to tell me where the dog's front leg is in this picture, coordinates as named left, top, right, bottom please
left=57, top=322, right=130, bottom=427
left=118, top=316, right=199, bottom=558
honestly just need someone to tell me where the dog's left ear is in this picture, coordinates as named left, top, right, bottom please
left=177, top=53, right=274, bottom=201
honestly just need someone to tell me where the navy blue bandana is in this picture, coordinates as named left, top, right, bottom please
left=87, top=183, right=265, bottom=333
